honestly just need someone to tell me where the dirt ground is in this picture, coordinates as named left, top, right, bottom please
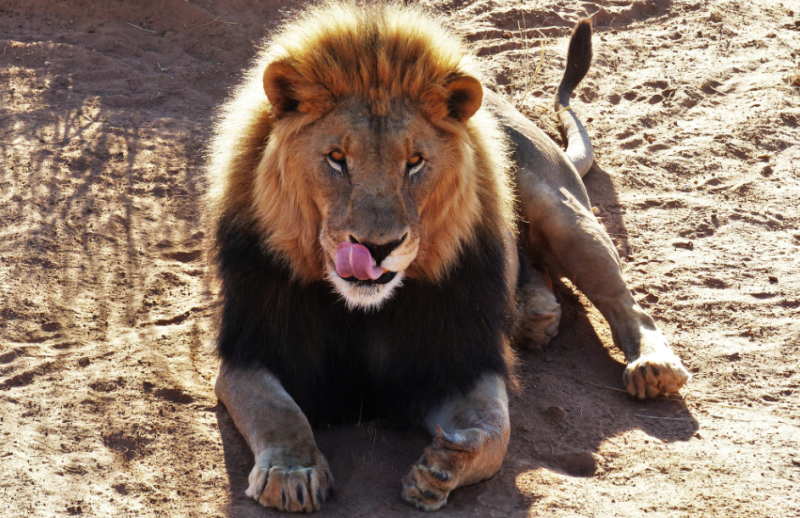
left=1, top=0, right=799, bottom=516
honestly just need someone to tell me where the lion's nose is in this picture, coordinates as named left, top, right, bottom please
left=348, top=233, right=407, bottom=265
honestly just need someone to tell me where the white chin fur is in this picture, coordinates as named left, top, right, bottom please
left=326, top=268, right=405, bottom=311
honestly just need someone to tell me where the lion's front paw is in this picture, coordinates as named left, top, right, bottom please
left=401, top=427, right=489, bottom=511
left=623, top=351, right=691, bottom=399
left=246, top=449, right=333, bottom=513
left=402, top=462, right=456, bottom=511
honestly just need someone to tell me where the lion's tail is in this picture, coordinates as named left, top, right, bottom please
left=554, top=18, right=594, bottom=178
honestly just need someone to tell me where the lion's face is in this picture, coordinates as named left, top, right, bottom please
left=251, top=21, right=488, bottom=311
left=291, top=98, right=462, bottom=309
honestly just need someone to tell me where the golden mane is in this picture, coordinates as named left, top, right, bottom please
left=207, top=1, right=514, bottom=282
left=260, top=2, right=483, bottom=119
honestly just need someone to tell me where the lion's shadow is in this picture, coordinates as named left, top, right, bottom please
left=216, top=272, right=698, bottom=518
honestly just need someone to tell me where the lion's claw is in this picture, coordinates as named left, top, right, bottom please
left=623, top=352, right=691, bottom=399
left=402, top=427, right=487, bottom=511
left=402, top=463, right=454, bottom=511
left=246, top=450, right=332, bottom=513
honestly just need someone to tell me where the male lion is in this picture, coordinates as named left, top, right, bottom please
left=206, top=2, right=690, bottom=513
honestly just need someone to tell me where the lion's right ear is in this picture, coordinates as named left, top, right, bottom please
left=263, top=62, right=302, bottom=119
left=445, top=76, right=483, bottom=123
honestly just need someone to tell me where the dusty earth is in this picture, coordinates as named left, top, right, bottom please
left=1, top=0, right=799, bottom=516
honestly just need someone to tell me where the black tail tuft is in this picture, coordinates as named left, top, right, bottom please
left=556, top=18, right=593, bottom=110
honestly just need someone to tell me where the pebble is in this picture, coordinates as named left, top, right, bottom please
left=672, top=240, right=694, bottom=251
left=541, top=405, right=567, bottom=420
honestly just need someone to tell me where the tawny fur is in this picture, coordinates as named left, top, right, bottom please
left=206, top=1, right=515, bottom=282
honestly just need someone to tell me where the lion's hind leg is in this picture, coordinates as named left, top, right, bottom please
left=519, top=186, right=691, bottom=399
left=514, top=247, right=562, bottom=351
left=401, top=374, right=510, bottom=511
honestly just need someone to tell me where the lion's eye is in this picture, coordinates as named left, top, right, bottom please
left=327, top=150, right=347, bottom=174
left=407, top=155, right=425, bottom=177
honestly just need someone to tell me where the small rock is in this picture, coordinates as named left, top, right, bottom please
left=672, top=240, right=694, bottom=251
left=768, top=275, right=778, bottom=284
left=502, top=31, right=512, bottom=39
left=592, top=206, right=601, bottom=216
left=541, top=405, right=567, bottom=420
left=703, top=277, right=727, bottom=289
left=762, top=165, right=773, bottom=176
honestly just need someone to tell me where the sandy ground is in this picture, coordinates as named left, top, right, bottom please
left=1, top=0, right=799, bottom=516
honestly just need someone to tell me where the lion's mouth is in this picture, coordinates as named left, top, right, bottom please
left=340, top=270, right=398, bottom=285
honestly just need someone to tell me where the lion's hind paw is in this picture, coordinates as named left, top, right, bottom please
left=514, top=282, right=562, bottom=351
left=623, top=352, right=691, bottom=399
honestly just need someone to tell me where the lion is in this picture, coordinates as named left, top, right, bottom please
left=206, top=2, right=690, bottom=513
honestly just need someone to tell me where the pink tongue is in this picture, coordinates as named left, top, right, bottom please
left=335, top=242, right=386, bottom=281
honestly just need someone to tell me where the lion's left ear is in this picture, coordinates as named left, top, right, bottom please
left=445, top=76, right=483, bottom=122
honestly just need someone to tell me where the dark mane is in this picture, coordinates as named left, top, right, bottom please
left=214, top=213, right=513, bottom=427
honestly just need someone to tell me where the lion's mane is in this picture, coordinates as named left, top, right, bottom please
left=207, top=1, right=513, bottom=282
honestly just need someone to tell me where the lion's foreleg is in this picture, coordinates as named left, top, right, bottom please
left=526, top=191, right=691, bottom=399
left=215, top=362, right=333, bottom=512
left=401, top=373, right=510, bottom=511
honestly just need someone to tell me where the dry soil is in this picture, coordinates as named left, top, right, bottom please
left=1, top=0, right=799, bottom=517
